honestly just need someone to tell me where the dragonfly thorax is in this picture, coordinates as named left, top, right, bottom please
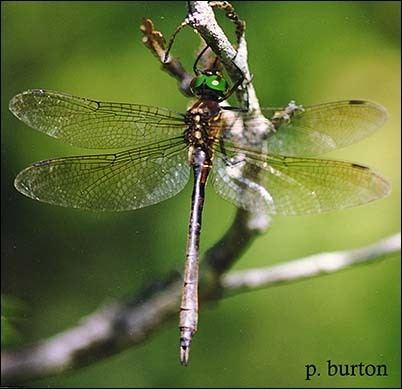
left=184, top=100, right=222, bottom=166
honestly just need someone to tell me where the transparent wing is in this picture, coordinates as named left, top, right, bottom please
left=212, top=155, right=274, bottom=214
left=14, top=138, right=190, bottom=211
left=261, top=100, right=387, bottom=156
left=9, top=89, right=186, bottom=149
left=212, top=147, right=390, bottom=216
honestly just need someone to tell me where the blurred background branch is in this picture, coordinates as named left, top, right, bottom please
left=2, top=233, right=399, bottom=384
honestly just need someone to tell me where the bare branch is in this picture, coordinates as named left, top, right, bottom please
left=222, top=233, right=401, bottom=296
left=140, top=18, right=193, bottom=96
left=1, top=276, right=182, bottom=385
left=204, top=210, right=263, bottom=276
left=2, top=234, right=399, bottom=384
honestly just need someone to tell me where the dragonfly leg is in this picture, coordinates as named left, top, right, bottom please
left=270, top=100, right=305, bottom=129
left=220, top=73, right=254, bottom=111
left=219, top=60, right=245, bottom=103
left=193, top=45, right=212, bottom=75
left=218, top=137, right=246, bottom=168
left=164, top=21, right=189, bottom=63
left=218, top=53, right=252, bottom=111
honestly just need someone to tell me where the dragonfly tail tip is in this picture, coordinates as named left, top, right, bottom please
left=180, top=346, right=190, bottom=366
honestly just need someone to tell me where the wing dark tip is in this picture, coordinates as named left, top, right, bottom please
left=33, top=160, right=51, bottom=167
left=349, top=99, right=388, bottom=127
left=351, top=163, right=369, bottom=170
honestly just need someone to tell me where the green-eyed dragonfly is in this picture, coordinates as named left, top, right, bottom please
left=9, top=66, right=390, bottom=365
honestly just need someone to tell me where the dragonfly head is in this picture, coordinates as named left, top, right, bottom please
left=190, top=71, right=228, bottom=100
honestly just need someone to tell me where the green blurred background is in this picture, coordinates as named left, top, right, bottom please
left=1, top=1, right=400, bottom=387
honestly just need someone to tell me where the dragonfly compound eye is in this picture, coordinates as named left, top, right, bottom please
left=190, top=75, right=208, bottom=94
left=205, top=75, right=228, bottom=94
left=190, top=74, right=228, bottom=98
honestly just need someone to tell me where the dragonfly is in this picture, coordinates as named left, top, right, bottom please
left=9, top=60, right=390, bottom=366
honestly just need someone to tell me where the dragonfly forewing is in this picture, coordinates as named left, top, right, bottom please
left=14, top=139, right=190, bottom=211
left=9, top=89, right=185, bottom=149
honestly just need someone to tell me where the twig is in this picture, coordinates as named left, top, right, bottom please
left=2, top=233, right=399, bottom=384
left=222, top=233, right=401, bottom=296
left=140, top=18, right=193, bottom=96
